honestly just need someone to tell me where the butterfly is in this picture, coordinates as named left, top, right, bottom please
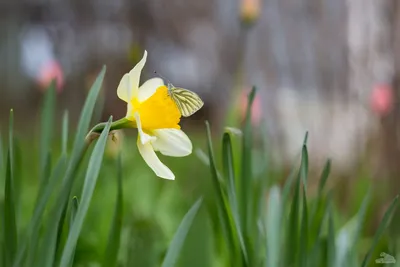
left=166, top=83, right=204, bottom=117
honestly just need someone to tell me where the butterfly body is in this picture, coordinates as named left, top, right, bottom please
left=167, top=83, right=204, bottom=117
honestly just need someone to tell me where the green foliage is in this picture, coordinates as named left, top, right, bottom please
left=0, top=75, right=399, bottom=267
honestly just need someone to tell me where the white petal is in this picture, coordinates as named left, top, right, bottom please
left=117, top=50, right=147, bottom=102
left=127, top=50, right=147, bottom=98
left=137, top=138, right=175, bottom=180
left=116, top=73, right=130, bottom=102
left=138, top=77, right=164, bottom=102
left=134, top=112, right=156, bottom=145
left=151, top=129, right=192, bottom=157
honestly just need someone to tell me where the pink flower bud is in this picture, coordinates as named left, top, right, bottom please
left=37, top=60, right=64, bottom=92
left=239, top=88, right=262, bottom=126
left=370, top=84, right=393, bottom=116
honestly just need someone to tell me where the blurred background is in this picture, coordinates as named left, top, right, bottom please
left=1, top=0, right=400, bottom=265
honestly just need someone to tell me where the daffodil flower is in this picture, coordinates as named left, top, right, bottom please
left=115, top=50, right=193, bottom=180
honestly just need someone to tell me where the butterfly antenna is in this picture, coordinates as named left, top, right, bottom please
left=154, top=71, right=173, bottom=85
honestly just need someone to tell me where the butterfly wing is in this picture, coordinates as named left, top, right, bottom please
left=170, top=87, right=204, bottom=117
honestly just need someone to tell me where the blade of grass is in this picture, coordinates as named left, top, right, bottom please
left=161, top=198, right=203, bottom=267
left=285, top=172, right=300, bottom=267
left=222, top=132, right=248, bottom=263
left=54, top=201, right=69, bottom=264
left=299, top=187, right=308, bottom=267
left=265, top=186, right=282, bottom=267
left=59, top=117, right=112, bottom=267
left=318, top=160, right=331, bottom=195
left=4, top=110, right=16, bottom=267
left=303, top=131, right=309, bottom=145
left=282, top=131, right=307, bottom=207
left=0, top=132, right=3, bottom=182
left=240, top=87, right=256, bottom=239
left=335, top=189, right=370, bottom=267
left=28, top=151, right=52, bottom=264
left=282, top=158, right=299, bottom=206
left=68, top=197, right=79, bottom=267
left=205, top=121, right=239, bottom=265
left=361, top=195, right=399, bottom=267
left=4, top=150, right=17, bottom=267
left=28, top=66, right=107, bottom=267
left=300, top=144, right=308, bottom=190
left=327, top=196, right=336, bottom=267
left=39, top=81, right=56, bottom=183
left=62, top=110, right=69, bottom=155
left=14, top=155, right=67, bottom=267
left=102, top=153, right=124, bottom=267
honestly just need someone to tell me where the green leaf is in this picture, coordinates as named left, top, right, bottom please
left=222, top=132, right=248, bottom=263
left=32, top=66, right=106, bottom=267
left=4, top=150, right=17, bottom=267
left=318, top=160, right=331, bottom=195
left=282, top=159, right=299, bottom=207
left=13, top=155, right=67, bottom=267
left=300, top=144, right=308, bottom=190
left=62, top=110, right=69, bottom=155
left=39, top=81, right=56, bottom=183
left=285, top=173, right=301, bottom=266
left=204, top=121, right=237, bottom=263
left=4, top=110, right=16, bottom=267
left=161, top=198, right=203, bottom=267
left=299, top=187, right=308, bottom=267
left=361, top=195, right=399, bottom=267
left=102, top=154, right=124, bottom=267
left=68, top=197, right=79, bottom=267
left=240, top=87, right=256, bottom=238
left=0, top=132, right=4, bottom=182
left=59, top=117, right=112, bottom=267
left=335, top=189, right=370, bottom=267
left=265, top=186, right=282, bottom=267
left=327, top=198, right=336, bottom=267
left=303, top=131, right=309, bottom=145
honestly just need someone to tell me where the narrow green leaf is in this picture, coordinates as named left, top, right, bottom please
left=335, top=189, right=370, bottom=267
left=300, top=144, right=308, bottom=189
left=68, top=197, right=79, bottom=267
left=285, top=173, right=300, bottom=266
left=0, top=132, right=3, bottom=181
left=303, top=131, right=309, bottom=145
left=265, top=186, right=282, bottom=267
left=102, top=154, right=124, bottom=267
left=62, top=110, right=69, bottom=155
left=34, top=151, right=52, bottom=210
left=205, top=121, right=238, bottom=264
left=4, top=110, right=16, bottom=267
left=14, top=155, right=67, bottom=267
left=327, top=198, right=335, bottom=267
left=4, top=150, right=17, bottom=267
left=318, top=159, right=331, bottom=195
left=361, top=195, right=399, bottom=267
left=54, top=201, right=68, bottom=264
left=299, top=187, right=308, bottom=267
left=8, top=109, right=14, bottom=173
left=27, top=152, right=51, bottom=265
left=282, top=159, right=299, bottom=206
left=222, top=132, right=248, bottom=263
left=241, top=87, right=256, bottom=238
left=29, top=66, right=106, bottom=267
left=39, top=81, right=56, bottom=183
left=59, top=117, right=112, bottom=267
left=161, top=198, right=203, bottom=267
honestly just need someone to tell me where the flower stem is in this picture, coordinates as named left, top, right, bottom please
left=85, top=117, right=132, bottom=145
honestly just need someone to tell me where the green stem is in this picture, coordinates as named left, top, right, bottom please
left=85, top=117, right=132, bottom=144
